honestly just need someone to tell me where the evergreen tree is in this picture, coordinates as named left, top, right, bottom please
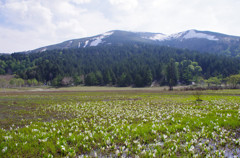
left=52, top=76, right=62, bottom=87
left=109, top=69, right=116, bottom=85
left=143, top=68, right=153, bottom=86
left=135, top=74, right=144, bottom=87
left=0, top=44, right=240, bottom=88
left=103, top=70, right=112, bottom=85
left=95, top=71, right=103, bottom=85
left=85, top=72, right=97, bottom=86
left=118, top=73, right=128, bottom=87
left=166, top=59, right=178, bottom=90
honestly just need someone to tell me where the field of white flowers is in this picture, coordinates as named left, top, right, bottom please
left=0, top=89, right=240, bottom=157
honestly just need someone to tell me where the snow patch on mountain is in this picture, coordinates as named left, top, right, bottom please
left=168, top=32, right=185, bottom=39
left=147, top=30, right=218, bottom=41
left=90, top=37, right=102, bottom=46
left=148, top=34, right=167, bottom=41
left=90, top=31, right=114, bottom=46
left=102, top=31, right=113, bottom=36
left=147, top=32, right=185, bottom=41
left=183, top=30, right=218, bottom=41
left=84, top=40, right=89, bottom=48
left=40, top=48, right=47, bottom=52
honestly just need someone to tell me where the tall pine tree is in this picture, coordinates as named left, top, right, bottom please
left=166, top=58, right=178, bottom=90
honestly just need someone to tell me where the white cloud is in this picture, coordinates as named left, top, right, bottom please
left=70, top=0, right=92, bottom=4
left=0, top=0, right=53, bottom=30
left=0, top=0, right=114, bottom=53
left=0, top=26, right=51, bottom=53
left=0, top=0, right=240, bottom=53
left=108, top=0, right=138, bottom=11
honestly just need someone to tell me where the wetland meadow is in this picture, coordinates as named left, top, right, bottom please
left=0, top=87, right=240, bottom=157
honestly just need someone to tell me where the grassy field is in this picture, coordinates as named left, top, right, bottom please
left=0, top=87, right=240, bottom=157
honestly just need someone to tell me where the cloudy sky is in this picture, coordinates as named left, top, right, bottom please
left=0, top=0, right=239, bottom=53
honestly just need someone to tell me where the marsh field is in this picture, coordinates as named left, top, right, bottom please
left=0, top=87, right=240, bottom=157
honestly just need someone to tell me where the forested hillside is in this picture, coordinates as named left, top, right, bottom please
left=0, top=44, right=240, bottom=87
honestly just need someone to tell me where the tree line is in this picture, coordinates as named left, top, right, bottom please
left=0, top=44, right=240, bottom=88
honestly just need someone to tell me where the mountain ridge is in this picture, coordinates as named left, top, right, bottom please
left=29, top=29, right=240, bottom=57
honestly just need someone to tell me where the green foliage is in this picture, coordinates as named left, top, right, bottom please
left=118, top=73, right=132, bottom=87
left=95, top=71, right=103, bottom=85
left=103, top=70, right=112, bottom=85
left=27, top=79, right=38, bottom=86
left=0, top=60, right=7, bottom=74
left=227, top=74, right=240, bottom=88
left=0, top=45, right=240, bottom=87
left=193, top=90, right=203, bottom=101
left=178, top=60, right=202, bottom=85
left=206, top=77, right=222, bottom=87
left=85, top=72, right=97, bottom=86
left=142, top=68, right=153, bottom=86
left=73, top=75, right=83, bottom=86
left=134, top=74, right=144, bottom=87
left=0, top=78, right=8, bottom=88
left=51, top=76, right=63, bottom=87
left=9, top=78, right=24, bottom=87
left=166, top=59, right=178, bottom=90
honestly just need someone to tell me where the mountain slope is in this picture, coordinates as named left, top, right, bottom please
left=149, top=30, right=240, bottom=56
left=32, top=30, right=159, bottom=52
left=31, top=30, right=240, bottom=57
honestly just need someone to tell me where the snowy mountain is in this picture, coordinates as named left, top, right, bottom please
left=146, top=30, right=218, bottom=41
left=146, top=30, right=240, bottom=56
left=31, top=30, right=240, bottom=57
left=32, top=30, right=158, bottom=53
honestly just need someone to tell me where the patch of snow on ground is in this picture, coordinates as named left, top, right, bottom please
left=90, top=37, right=103, bottom=46
left=168, top=31, right=184, bottom=39
left=149, top=34, right=167, bottom=41
left=90, top=31, right=113, bottom=46
left=147, top=32, right=184, bottom=41
left=103, top=31, right=113, bottom=36
left=184, top=30, right=218, bottom=40
left=84, top=41, right=89, bottom=48
left=40, top=48, right=47, bottom=52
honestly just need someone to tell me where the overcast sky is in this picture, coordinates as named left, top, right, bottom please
left=0, top=0, right=240, bottom=53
